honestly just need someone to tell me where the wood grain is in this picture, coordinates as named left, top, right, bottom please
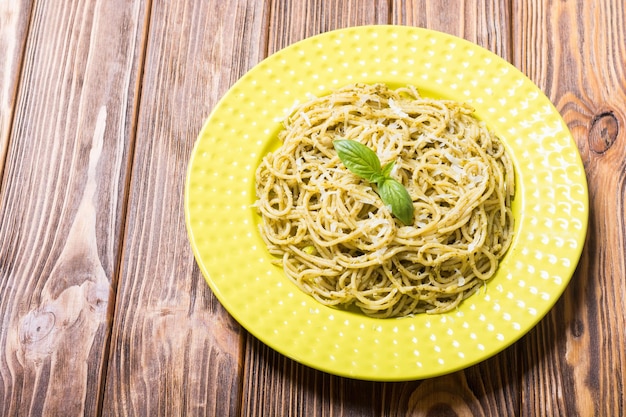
left=0, top=0, right=147, bottom=415
left=101, top=1, right=268, bottom=416
left=0, top=0, right=33, bottom=177
left=513, top=1, right=626, bottom=416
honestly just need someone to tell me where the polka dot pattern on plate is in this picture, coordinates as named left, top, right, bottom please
left=185, top=25, right=588, bottom=381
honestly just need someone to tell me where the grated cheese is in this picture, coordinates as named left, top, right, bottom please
left=388, top=98, right=409, bottom=118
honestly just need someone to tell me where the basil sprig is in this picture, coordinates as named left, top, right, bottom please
left=333, top=140, right=414, bottom=225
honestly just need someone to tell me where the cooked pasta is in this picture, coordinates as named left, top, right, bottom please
left=254, top=83, right=514, bottom=318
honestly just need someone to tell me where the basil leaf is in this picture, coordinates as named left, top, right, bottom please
left=370, top=172, right=387, bottom=185
left=381, top=161, right=395, bottom=177
left=377, top=178, right=414, bottom=226
left=333, top=140, right=381, bottom=182
left=333, top=139, right=414, bottom=225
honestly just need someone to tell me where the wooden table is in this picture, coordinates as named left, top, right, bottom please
left=1, top=1, right=624, bottom=416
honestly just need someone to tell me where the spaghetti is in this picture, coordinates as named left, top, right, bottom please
left=254, top=83, right=514, bottom=317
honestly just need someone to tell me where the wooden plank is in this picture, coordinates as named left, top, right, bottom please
left=241, top=1, right=390, bottom=416
left=512, top=1, right=626, bottom=416
left=392, top=4, right=520, bottom=416
left=241, top=1, right=521, bottom=416
left=100, top=1, right=269, bottom=416
left=0, top=0, right=147, bottom=415
left=0, top=0, right=33, bottom=176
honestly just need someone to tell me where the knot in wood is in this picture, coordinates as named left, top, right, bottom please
left=588, top=111, right=618, bottom=154
left=426, top=403, right=459, bottom=417
left=19, top=310, right=56, bottom=345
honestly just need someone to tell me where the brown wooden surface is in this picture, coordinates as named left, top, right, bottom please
left=0, top=0, right=624, bottom=416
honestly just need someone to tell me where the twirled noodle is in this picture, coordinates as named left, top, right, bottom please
left=254, top=83, right=515, bottom=318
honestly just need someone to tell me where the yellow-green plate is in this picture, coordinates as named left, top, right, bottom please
left=184, top=26, right=588, bottom=381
